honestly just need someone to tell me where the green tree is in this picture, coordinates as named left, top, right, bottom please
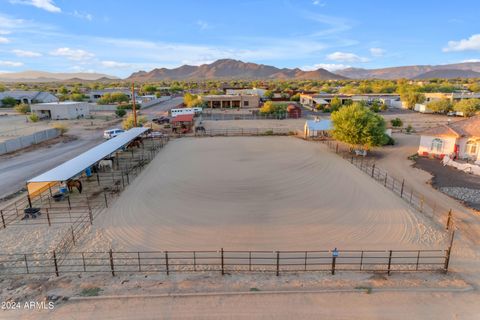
left=259, top=101, right=288, bottom=115
left=14, top=103, right=30, bottom=114
left=329, top=96, right=342, bottom=111
left=0, top=84, right=6, bottom=92
left=263, top=90, right=274, bottom=99
left=331, top=102, right=388, bottom=150
left=70, top=93, right=86, bottom=101
left=122, top=113, right=146, bottom=130
left=426, top=99, right=452, bottom=113
left=390, top=117, right=403, bottom=127
left=1, top=96, right=18, bottom=108
left=398, top=85, right=425, bottom=109
left=290, top=93, right=300, bottom=102
left=59, top=86, right=68, bottom=95
left=142, top=84, right=157, bottom=94
left=453, top=99, right=480, bottom=117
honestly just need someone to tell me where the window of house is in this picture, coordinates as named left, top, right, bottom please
left=431, top=138, right=444, bottom=153
left=243, top=101, right=249, bottom=107
left=465, top=140, right=478, bottom=155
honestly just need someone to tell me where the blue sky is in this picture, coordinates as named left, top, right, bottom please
left=0, top=0, right=479, bottom=77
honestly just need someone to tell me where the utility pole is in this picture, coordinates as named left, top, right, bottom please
left=132, top=82, right=137, bottom=127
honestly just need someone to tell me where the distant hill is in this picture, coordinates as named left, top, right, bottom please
left=126, top=59, right=347, bottom=81
left=0, top=71, right=119, bottom=82
left=413, top=69, right=480, bottom=79
left=335, top=62, right=480, bottom=79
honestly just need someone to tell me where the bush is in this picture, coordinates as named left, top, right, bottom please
left=80, top=287, right=102, bottom=297
left=115, top=108, right=127, bottom=118
left=52, top=123, right=69, bottom=135
left=383, top=135, right=395, bottom=146
left=1, top=97, right=17, bottom=108
left=122, top=113, right=147, bottom=130
left=29, top=113, right=39, bottom=122
left=14, top=103, right=30, bottom=114
left=405, top=124, right=414, bottom=133
left=390, top=117, right=403, bottom=127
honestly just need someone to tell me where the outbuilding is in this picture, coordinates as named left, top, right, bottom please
left=287, top=104, right=302, bottom=118
left=304, top=118, right=332, bottom=139
left=31, top=101, right=90, bottom=120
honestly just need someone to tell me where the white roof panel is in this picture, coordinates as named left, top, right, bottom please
left=28, top=127, right=148, bottom=183
left=306, top=119, right=332, bottom=131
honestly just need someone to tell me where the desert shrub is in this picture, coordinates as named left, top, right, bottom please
left=14, top=103, right=30, bottom=114
left=390, top=117, right=403, bottom=127
left=80, top=287, right=102, bottom=297
left=29, top=113, right=39, bottom=122
left=52, top=123, right=69, bottom=135
left=115, top=108, right=127, bottom=118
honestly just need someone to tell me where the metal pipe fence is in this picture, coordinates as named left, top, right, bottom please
left=0, top=248, right=450, bottom=277
left=321, top=140, right=455, bottom=230
left=193, top=128, right=296, bottom=137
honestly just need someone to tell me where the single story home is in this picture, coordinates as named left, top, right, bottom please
left=304, top=118, right=332, bottom=139
left=0, top=90, right=58, bottom=106
left=31, top=101, right=90, bottom=120
left=86, top=89, right=137, bottom=102
left=201, top=94, right=260, bottom=108
left=300, top=93, right=401, bottom=109
left=225, top=88, right=266, bottom=98
left=417, top=116, right=480, bottom=162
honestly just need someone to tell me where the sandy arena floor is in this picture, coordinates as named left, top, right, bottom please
left=94, top=137, right=446, bottom=251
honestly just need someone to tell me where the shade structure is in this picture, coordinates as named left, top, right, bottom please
left=27, top=127, right=148, bottom=196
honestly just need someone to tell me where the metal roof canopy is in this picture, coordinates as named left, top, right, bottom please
left=28, top=127, right=148, bottom=183
left=305, top=119, right=332, bottom=131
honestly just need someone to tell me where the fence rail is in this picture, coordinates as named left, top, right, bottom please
left=0, top=248, right=451, bottom=277
left=194, top=128, right=296, bottom=137
left=321, top=140, right=454, bottom=230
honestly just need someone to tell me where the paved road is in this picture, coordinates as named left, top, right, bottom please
left=140, top=96, right=184, bottom=120
left=0, top=131, right=103, bottom=199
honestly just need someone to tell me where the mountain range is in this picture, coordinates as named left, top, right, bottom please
left=127, top=59, right=346, bottom=81
left=336, top=62, right=480, bottom=79
left=2, top=60, right=480, bottom=82
left=0, top=71, right=119, bottom=82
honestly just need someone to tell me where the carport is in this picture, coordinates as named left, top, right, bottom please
left=27, top=127, right=148, bottom=201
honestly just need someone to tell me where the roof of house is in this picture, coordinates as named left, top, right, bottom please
left=305, top=119, right=332, bottom=131
left=171, top=114, right=194, bottom=123
left=420, top=116, right=480, bottom=138
left=0, top=90, right=58, bottom=101
left=28, top=127, right=148, bottom=183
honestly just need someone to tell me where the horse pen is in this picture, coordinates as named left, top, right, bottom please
left=0, top=133, right=454, bottom=278
left=0, top=128, right=169, bottom=258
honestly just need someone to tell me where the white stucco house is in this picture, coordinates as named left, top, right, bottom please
left=0, top=90, right=58, bottom=106
left=417, top=116, right=480, bottom=163
left=31, top=101, right=90, bottom=120
left=304, top=118, right=332, bottom=138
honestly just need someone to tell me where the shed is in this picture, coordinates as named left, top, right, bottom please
left=287, top=104, right=302, bottom=119
left=31, top=101, right=90, bottom=120
left=171, top=114, right=194, bottom=133
left=304, top=119, right=332, bottom=138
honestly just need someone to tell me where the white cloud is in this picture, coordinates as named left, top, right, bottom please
left=369, top=47, right=385, bottom=57
left=73, top=10, right=93, bottom=21
left=0, top=60, right=24, bottom=67
left=0, top=30, right=11, bottom=35
left=312, top=0, right=326, bottom=6
left=443, top=34, right=480, bottom=52
left=12, top=49, right=42, bottom=57
left=196, top=20, right=210, bottom=30
left=461, top=59, right=480, bottom=63
left=9, top=0, right=61, bottom=13
left=302, top=63, right=350, bottom=71
left=50, top=47, right=94, bottom=61
left=326, top=51, right=368, bottom=62
left=101, top=60, right=132, bottom=68
left=0, top=37, right=10, bottom=44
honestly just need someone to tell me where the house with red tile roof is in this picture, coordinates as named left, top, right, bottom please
left=417, top=116, right=480, bottom=163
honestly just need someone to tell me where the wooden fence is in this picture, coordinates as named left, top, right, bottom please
left=0, top=247, right=452, bottom=277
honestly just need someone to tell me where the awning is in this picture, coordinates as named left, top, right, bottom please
left=28, top=127, right=148, bottom=184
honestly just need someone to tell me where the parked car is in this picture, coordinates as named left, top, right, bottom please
left=145, top=131, right=163, bottom=138
left=152, top=116, right=170, bottom=124
left=103, top=128, right=125, bottom=139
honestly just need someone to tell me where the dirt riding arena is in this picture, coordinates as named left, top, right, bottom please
left=92, top=136, right=447, bottom=252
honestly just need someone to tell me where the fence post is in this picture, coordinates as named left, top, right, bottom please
left=103, top=191, right=108, bottom=208
left=335, top=143, right=339, bottom=154
left=331, top=255, right=336, bottom=275
left=276, top=251, right=280, bottom=276
left=82, top=252, right=86, bottom=272
left=410, top=189, right=413, bottom=204
left=0, top=210, right=5, bottom=228
left=371, top=164, right=375, bottom=178
left=88, top=209, right=93, bottom=225
left=444, top=230, right=455, bottom=273
left=446, top=209, right=453, bottom=230
left=360, top=251, right=364, bottom=271
left=53, top=250, right=59, bottom=276
left=126, top=172, right=130, bottom=185
left=165, top=251, right=169, bottom=275
left=387, top=250, right=393, bottom=275
left=416, top=250, right=420, bottom=271
left=304, top=251, right=308, bottom=271
left=24, top=254, right=29, bottom=274
left=109, top=249, right=115, bottom=276
left=351, top=155, right=354, bottom=164
left=137, top=252, right=141, bottom=272
left=249, top=251, right=252, bottom=271
left=71, top=226, right=76, bottom=246
left=384, top=173, right=388, bottom=187
left=420, top=196, right=424, bottom=213
left=46, top=208, right=51, bottom=227
left=96, top=173, right=100, bottom=186
left=400, top=179, right=405, bottom=198
left=193, top=251, right=196, bottom=271
left=221, top=248, right=225, bottom=275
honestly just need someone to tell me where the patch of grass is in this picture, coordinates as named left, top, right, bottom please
left=80, top=287, right=102, bottom=297
left=263, top=130, right=274, bottom=135
left=408, top=153, right=419, bottom=161
left=249, top=287, right=260, bottom=292
left=354, top=286, right=372, bottom=294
